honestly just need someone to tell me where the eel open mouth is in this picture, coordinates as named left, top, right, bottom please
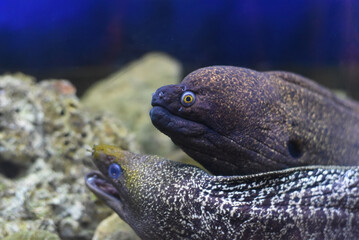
left=85, top=171, right=121, bottom=202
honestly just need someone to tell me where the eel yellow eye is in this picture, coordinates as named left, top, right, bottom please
left=181, top=91, right=196, bottom=107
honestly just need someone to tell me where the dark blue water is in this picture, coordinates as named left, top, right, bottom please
left=0, top=0, right=358, bottom=96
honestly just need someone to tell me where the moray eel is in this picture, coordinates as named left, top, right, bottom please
left=86, top=144, right=359, bottom=240
left=150, top=66, right=359, bottom=175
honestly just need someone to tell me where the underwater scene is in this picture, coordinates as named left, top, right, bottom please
left=1, top=1, right=359, bottom=239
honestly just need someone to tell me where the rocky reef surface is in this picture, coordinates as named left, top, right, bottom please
left=0, top=73, right=136, bottom=239
left=3, top=230, right=61, bottom=240
left=0, top=53, right=200, bottom=239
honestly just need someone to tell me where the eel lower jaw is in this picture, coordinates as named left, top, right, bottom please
left=149, top=106, right=208, bottom=137
left=85, top=171, right=124, bottom=212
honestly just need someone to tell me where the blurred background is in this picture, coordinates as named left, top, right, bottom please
left=1, top=0, right=359, bottom=98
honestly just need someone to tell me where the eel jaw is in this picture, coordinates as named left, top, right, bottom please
left=150, top=106, right=241, bottom=174
left=149, top=106, right=208, bottom=137
left=85, top=171, right=125, bottom=215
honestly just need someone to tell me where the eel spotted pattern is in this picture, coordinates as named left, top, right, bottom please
left=86, top=144, right=359, bottom=240
left=150, top=66, right=359, bottom=175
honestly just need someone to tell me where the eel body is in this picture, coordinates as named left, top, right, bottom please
left=86, top=145, right=359, bottom=240
left=150, top=66, right=359, bottom=175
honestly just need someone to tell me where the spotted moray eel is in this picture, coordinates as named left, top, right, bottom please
left=86, top=145, right=359, bottom=240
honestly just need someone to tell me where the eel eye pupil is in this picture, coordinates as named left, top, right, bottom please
left=181, top=91, right=196, bottom=107
left=108, top=163, right=122, bottom=179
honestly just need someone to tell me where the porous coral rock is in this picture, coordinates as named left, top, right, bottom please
left=3, top=230, right=60, bottom=240
left=92, top=213, right=140, bottom=240
left=0, top=74, right=133, bottom=239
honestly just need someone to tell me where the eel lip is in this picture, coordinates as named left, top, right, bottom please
left=85, top=171, right=122, bottom=204
left=149, top=106, right=207, bottom=137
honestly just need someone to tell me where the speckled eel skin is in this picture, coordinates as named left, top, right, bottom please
left=86, top=145, right=359, bottom=240
left=150, top=66, right=359, bottom=175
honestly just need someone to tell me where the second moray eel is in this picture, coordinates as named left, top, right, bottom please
left=150, top=66, right=359, bottom=175
left=86, top=145, right=359, bottom=240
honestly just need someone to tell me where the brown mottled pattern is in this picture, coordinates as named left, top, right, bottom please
left=86, top=147, right=359, bottom=240
left=150, top=66, right=359, bottom=175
